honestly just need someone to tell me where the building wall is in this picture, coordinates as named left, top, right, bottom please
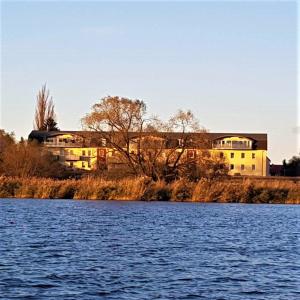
left=41, top=132, right=269, bottom=176
left=210, top=149, right=268, bottom=176
left=48, top=147, right=100, bottom=170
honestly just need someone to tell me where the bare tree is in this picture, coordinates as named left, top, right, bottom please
left=0, top=136, right=65, bottom=178
left=34, top=84, right=59, bottom=131
left=82, top=96, right=147, bottom=176
left=82, top=96, right=225, bottom=180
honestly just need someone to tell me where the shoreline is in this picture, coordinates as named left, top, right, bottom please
left=1, top=198, right=299, bottom=205
left=0, top=176, right=299, bottom=204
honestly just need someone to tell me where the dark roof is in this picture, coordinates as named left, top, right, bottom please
left=28, top=130, right=102, bottom=141
left=208, top=133, right=267, bottom=150
left=28, top=130, right=268, bottom=150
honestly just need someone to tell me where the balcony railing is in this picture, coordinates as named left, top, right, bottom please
left=44, top=141, right=83, bottom=147
left=79, top=156, right=92, bottom=162
left=212, top=144, right=252, bottom=150
left=65, top=154, right=80, bottom=161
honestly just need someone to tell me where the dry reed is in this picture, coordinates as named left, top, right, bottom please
left=0, top=176, right=299, bottom=204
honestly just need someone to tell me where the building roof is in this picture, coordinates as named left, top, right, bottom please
left=28, top=130, right=268, bottom=150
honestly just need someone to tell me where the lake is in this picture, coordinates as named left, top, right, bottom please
left=0, top=199, right=299, bottom=299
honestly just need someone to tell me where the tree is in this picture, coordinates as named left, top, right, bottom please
left=34, top=84, right=59, bottom=131
left=0, top=139, right=66, bottom=178
left=0, top=129, right=15, bottom=165
left=283, top=156, right=300, bottom=176
left=82, top=96, right=225, bottom=181
left=82, top=96, right=147, bottom=176
left=44, top=117, right=59, bottom=131
left=0, top=129, right=15, bottom=153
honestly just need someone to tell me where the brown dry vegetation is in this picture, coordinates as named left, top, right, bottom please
left=0, top=176, right=299, bottom=204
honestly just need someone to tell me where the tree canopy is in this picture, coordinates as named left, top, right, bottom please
left=0, top=129, right=65, bottom=178
left=82, top=96, right=226, bottom=180
left=283, top=156, right=300, bottom=177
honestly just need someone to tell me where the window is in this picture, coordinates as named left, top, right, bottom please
left=88, top=150, right=91, bottom=156
left=252, top=153, right=255, bottom=159
left=70, top=150, right=74, bottom=155
left=101, top=138, right=107, bottom=147
left=187, top=150, right=195, bottom=159
left=178, top=139, right=184, bottom=147
left=82, top=162, right=85, bottom=168
left=241, top=153, right=245, bottom=159
left=88, top=161, right=91, bottom=168
left=230, top=164, right=234, bottom=170
left=252, top=164, right=256, bottom=171
left=220, top=152, right=224, bottom=158
left=241, top=164, right=245, bottom=170
left=70, top=162, right=73, bottom=168
left=98, top=149, right=105, bottom=157
left=230, top=153, right=234, bottom=158
left=82, top=150, right=86, bottom=156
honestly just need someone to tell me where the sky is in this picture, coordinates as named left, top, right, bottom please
left=1, top=0, right=298, bottom=163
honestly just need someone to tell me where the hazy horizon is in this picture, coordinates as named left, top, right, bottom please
left=1, top=1, right=298, bottom=164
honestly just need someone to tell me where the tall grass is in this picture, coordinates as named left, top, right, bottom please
left=0, top=176, right=299, bottom=204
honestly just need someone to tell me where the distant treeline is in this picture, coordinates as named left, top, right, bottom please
left=0, top=176, right=299, bottom=204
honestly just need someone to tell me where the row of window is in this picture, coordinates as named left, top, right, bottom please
left=82, top=150, right=92, bottom=156
left=68, top=150, right=92, bottom=156
left=230, top=164, right=256, bottom=171
left=215, top=140, right=251, bottom=146
left=47, top=138, right=81, bottom=144
left=47, top=137, right=107, bottom=146
left=69, top=161, right=91, bottom=168
left=220, top=152, right=256, bottom=159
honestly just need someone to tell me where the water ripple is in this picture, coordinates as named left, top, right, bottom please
left=0, top=200, right=299, bottom=300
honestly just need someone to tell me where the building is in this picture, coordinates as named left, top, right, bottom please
left=28, top=130, right=269, bottom=176
left=270, top=164, right=284, bottom=176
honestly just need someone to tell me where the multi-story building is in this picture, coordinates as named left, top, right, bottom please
left=29, top=130, right=269, bottom=176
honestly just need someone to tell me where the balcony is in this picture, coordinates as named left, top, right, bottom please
left=44, top=141, right=83, bottom=148
left=79, top=156, right=91, bottom=162
left=213, top=144, right=252, bottom=150
left=65, top=154, right=80, bottom=161
left=212, top=141, right=253, bottom=150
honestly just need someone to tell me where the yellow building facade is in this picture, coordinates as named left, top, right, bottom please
left=29, top=131, right=269, bottom=176
left=209, top=136, right=269, bottom=176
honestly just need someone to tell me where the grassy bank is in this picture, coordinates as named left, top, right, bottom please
left=0, top=176, right=299, bottom=204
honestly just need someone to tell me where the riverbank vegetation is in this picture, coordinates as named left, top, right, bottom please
left=0, top=176, right=299, bottom=204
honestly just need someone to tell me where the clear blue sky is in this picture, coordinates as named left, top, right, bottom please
left=1, top=1, right=297, bottom=163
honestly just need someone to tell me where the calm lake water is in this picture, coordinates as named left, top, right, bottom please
left=0, top=199, right=299, bottom=300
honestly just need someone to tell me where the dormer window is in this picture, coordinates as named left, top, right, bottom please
left=213, top=136, right=253, bottom=150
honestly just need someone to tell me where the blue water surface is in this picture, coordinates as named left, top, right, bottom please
left=0, top=199, right=299, bottom=300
